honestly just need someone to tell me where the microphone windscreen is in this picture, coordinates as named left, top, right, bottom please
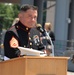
left=36, top=24, right=42, bottom=28
left=36, top=24, right=46, bottom=36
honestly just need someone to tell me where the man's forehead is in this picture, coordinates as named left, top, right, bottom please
left=23, top=9, right=38, bottom=15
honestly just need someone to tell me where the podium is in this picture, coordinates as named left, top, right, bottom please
left=0, top=56, right=68, bottom=75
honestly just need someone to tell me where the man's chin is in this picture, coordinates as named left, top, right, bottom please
left=30, top=25, right=36, bottom=28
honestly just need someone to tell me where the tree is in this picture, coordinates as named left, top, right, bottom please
left=0, top=3, right=20, bottom=29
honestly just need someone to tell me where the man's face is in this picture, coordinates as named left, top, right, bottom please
left=19, top=9, right=38, bottom=28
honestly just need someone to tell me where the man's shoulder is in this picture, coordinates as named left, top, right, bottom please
left=30, top=27, right=40, bottom=33
left=8, top=25, right=16, bottom=31
left=7, top=24, right=19, bottom=33
left=5, top=24, right=18, bottom=36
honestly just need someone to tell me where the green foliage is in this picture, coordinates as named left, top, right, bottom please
left=0, top=3, right=20, bottom=29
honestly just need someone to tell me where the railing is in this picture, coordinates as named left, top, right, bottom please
left=0, top=38, right=74, bottom=60
left=54, top=40, right=74, bottom=56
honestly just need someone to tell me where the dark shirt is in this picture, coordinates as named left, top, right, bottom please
left=4, top=21, right=44, bottom=58
left=47, top=31, right=55, bottom=45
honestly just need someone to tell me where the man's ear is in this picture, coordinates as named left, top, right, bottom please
left=18, top=13, right=21, bottom=18
left=18, top=12, right=23, bottom=19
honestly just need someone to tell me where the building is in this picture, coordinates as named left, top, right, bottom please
left=0, top=0, right=74, bottom=71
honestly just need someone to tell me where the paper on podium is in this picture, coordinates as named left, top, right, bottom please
left=18, top=47, right=46, bottom=56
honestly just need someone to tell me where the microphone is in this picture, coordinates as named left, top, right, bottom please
left=36, top=24, right=54, bottom=56
left=36, top=24, right=46, bottom=36
left=36, top=24, right=44, bottom=32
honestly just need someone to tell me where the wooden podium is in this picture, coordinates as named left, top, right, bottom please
left=0, top=56, right=68, bottom=75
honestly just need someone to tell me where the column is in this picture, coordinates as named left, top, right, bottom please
left=34, top=0, right=44, bottom=25
left=68, top=0, right=74, bottom=40
left=54, top=0, right=70, bottom=41
left=20, top=0, right=34, bottom=5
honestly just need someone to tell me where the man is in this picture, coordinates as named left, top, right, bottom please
left=4, top=4, right=44, bottom=59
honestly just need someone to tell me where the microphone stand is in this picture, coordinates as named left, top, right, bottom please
left=46, top=35, right=54, bottom=56
left=36, top=26, right=54, bottom=56
left=42, top=32, right=54, bottom=56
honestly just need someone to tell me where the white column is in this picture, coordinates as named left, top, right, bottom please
left=54, top=0, right=70, bottom=41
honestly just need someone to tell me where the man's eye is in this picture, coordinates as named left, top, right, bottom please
left=28, top=15, right=37, bottom=20
left=34, top=16, right=37, bottom=19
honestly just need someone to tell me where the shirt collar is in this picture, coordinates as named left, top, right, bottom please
left=16, top=21, right=31, bottom=32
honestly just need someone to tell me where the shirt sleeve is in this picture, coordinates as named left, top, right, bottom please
left=4, top=31, right=20, bottom=59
